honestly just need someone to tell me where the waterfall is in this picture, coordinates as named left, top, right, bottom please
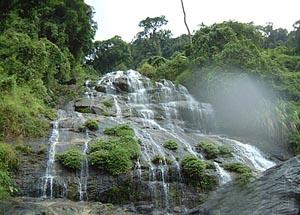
left=214, top=162, right=232, bottom=185
left=112, top=95, right=122, bottom=119
left=220, top=137, right=276, bottom=172
left=78, top=131, right=90, bottom=201
left=44, top=69, right=277, bottom=213
left=41, top=111, right=63, bottom=198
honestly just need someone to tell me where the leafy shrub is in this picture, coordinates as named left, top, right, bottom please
left=84, top=119, right=99, bottom=131
left=288, top=132, right=300, bottom=155
left=89, top=125, right=140, bottom=176
left=0, top=143, right=19, bottom=171
left=0, top=170, right=12, bottom=199
left=181, top=155, right=218, bottom=190
left=75, top=106, right=94, bottom=114
left=104, top=124, right=134, bottom=137
left=197, top=140, right=232, bottom=159
left=89, top=145, right=133, bottom=176
left=163, top=140, right=178, bottom=151
left=15, top=143, right=33, bottom=155
left=197, top=140, right=220, bottom=159
left=102, top=99, right=113, bottom=108
left=151, top=154, right=165, bottom=165
left=224, top=162, right=253, bottom=184
left=0, top=143, right=19, bottom=199
left=57, top=149, right=84, bottom=170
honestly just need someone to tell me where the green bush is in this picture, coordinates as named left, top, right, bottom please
left=75, top=106, right=94, bottom=114
left=89, top=146, right=133, bottom=176
left=224, top=162, right=253, bottom=184
left=181, top=155, right=218, bottom=190
left=0, top=143, right=19, bottom=171
left=15, top=143, right=33, bottom=155
left=89, top=125, right=141, bottom=176
left=84, top=119, right=99, bottom=131
left=151, top=154, right=165, bottom=165
left=163, top=140, right=178, bottom=151
left=0, top=143, right=19, bottom=199
left=197, top=140, right=232, bottom=159
left=56, top=149, right=84, bottom=170
left=102, top=99, right=113, bottom=108
left=288, top=132, right=300, bottom=155
left=104, top=124, right=135, bottom=137
left=197, top=140, right=220, bottom=159
left=0, top=170, right=13, bottom=199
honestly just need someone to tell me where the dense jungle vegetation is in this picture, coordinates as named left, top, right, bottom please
left=0, top=0, right=299, bottom=198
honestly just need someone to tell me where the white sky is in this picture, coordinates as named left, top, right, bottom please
left=85, top=0, right=300, bottom=42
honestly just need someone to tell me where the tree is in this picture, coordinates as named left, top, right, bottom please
left=131, top=16, right=172, bottom=66
left=180, top=0, right=192, bottom=44
left=258, top=23, right=288, bottom=48
left=88, top=36, right=132, bottom=73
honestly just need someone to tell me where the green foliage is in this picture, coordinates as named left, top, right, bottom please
left=288, top=132, right=300, bottom=155
left=197, top=140, right=232, bottom=159
left=104, top=124, right=135, bottom=138
left=181, top=155, right=218, bottom=190
left=0, top=85, right=50, bottom=138
left=84, top=119, right=99, bottom=131
left=0, top=170, right=12, bottom=199
left=88, top=36, right=132, bottom=73
left=0, top=143, right=19, bottom=171
left=102, top=99, right=113, bottom=108
left=75, top=106, right=94, bottom=114
left=89, top=125, right=140, bottom=176
left=57, top=149, right=84, bottom=170
left=151, top=154, right=165, bottom=165
left=224, top=162, right=253, bottom=184
left=0, top=143, right=19, bottom=199
left=163, top=140, right=178, bottom=151
left=15, top=143, right=33, bottom=155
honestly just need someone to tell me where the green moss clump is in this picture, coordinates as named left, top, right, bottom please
left=104, top=124, right=134, bottom=137
left=89, top=125, right=140, bottom=176
left=84, top=119, right=99, bottom=131
left=163, top=140, right=178, bottom=151
left=15, top=144, right=33, bottom=155
left=102, top=99, right=113, bottom=108
left=151, top=154, right=164, bottom=165
left=57, top=149, right=84, bottom=170
left=197, top=140, right=232, bottom=159
left=75, top=106, right=94, bottom=114
left=181, top=155, right=218, bottom=190
left=224, top=162, right=253, bottom=184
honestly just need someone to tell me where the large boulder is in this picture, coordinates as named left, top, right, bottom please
left=188, top=156, right=300, bottom=215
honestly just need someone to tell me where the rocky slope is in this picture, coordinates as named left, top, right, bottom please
left=188, top=155, right=300, bottom=215
left=7, top=70, right=280, bottom=214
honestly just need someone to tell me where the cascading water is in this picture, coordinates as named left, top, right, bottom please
left=65, top=69, right=277, bottom=212
left=214, top=162, right=232, bottom=185
left=78, top=131, right=90, bottom=201
left=42, top=110, right=63, bottom=198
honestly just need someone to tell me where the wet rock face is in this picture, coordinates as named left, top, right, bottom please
left=0, top=197, right=136, bottom=215
left=189, top=156, right=300, bottom=215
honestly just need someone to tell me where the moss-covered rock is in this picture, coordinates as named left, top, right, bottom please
left=197, top=140, right=232, bottom=159
left=181, top=155, right=218, bottom=190
left=84, top=119, right=99, bottom=131
left=224, top=162, right=253, bottom=184
left=56, top=149, right=84, bottom=170
left=104, top=124, right=134, bottom=137
left=163, top=140, right=178, bottom=151
left=89, top=125, right=141, bottom=176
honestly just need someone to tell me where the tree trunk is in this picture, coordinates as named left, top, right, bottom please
left=180, top=0, right=192, bottom=44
